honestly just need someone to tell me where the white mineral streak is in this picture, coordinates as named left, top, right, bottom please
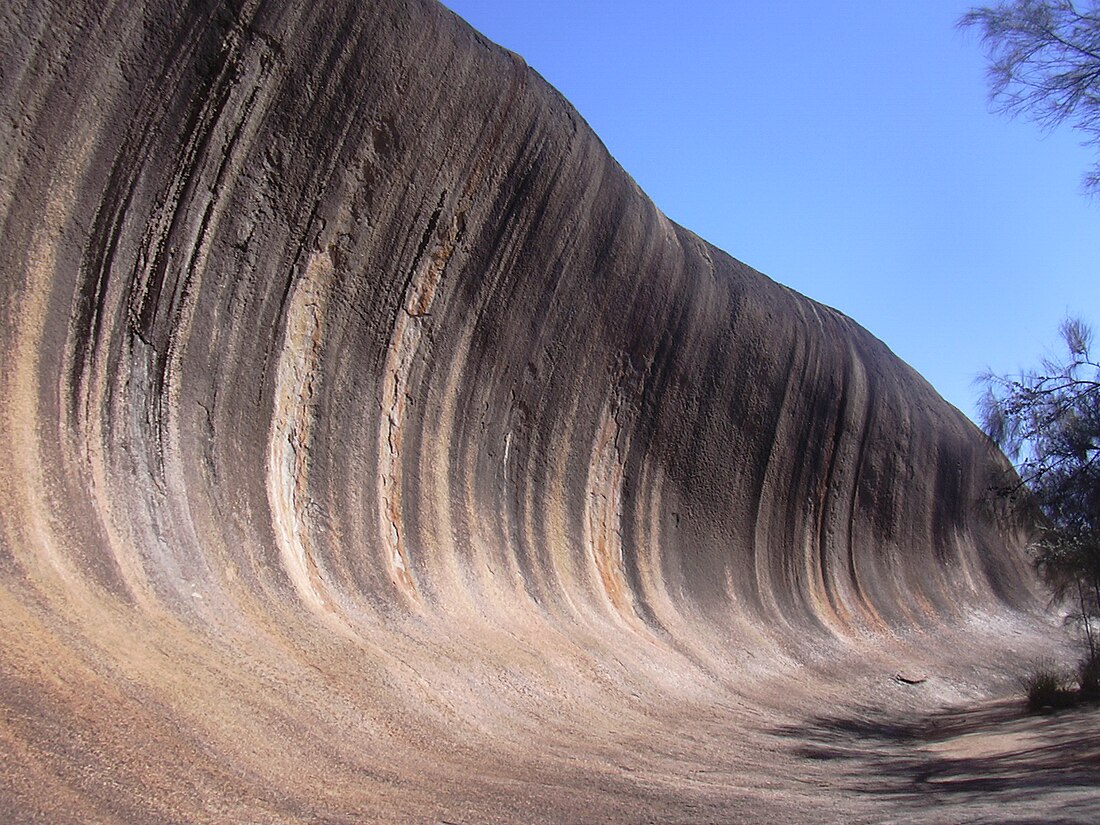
left=267, top=249, right=334, bottom=615
left=3, top=146, right=87, bottom=592
left=378, top=210, right=460, bottom=597
left=585, top=398, right=634, bottom=621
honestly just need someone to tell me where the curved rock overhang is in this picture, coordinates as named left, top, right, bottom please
left=0, top=0, right=1043, bottom=821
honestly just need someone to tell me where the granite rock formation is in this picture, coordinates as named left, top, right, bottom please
left=1, top=0, right=1047, bottom=821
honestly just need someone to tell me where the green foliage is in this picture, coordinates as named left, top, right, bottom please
left=979, top=320, right=1100, bottom=658
left=978, top=318, right=1100, bottom=499
left=960, top=1, right=1100, bottom=192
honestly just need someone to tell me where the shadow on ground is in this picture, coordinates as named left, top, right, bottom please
left=775, top=697, right=1100, bottom=823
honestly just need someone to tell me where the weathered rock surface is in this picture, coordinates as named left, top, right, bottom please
left=0, top=0, right=1055, bottom=821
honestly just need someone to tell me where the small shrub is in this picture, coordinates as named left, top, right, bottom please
left=1078, top=654, right=1100, bottom=698
left=1021, top=658, right=1074, bottom=711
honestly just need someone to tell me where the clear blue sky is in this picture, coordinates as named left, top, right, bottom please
left=442, top=0, right=1097, bottom=423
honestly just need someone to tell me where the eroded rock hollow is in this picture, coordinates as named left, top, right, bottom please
left=1, top=0, right=1042, bottom=821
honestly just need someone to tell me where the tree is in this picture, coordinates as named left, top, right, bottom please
left=979, top=319, right=1100, bottom=659
left=959, top=1, right=1100, bottom=192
